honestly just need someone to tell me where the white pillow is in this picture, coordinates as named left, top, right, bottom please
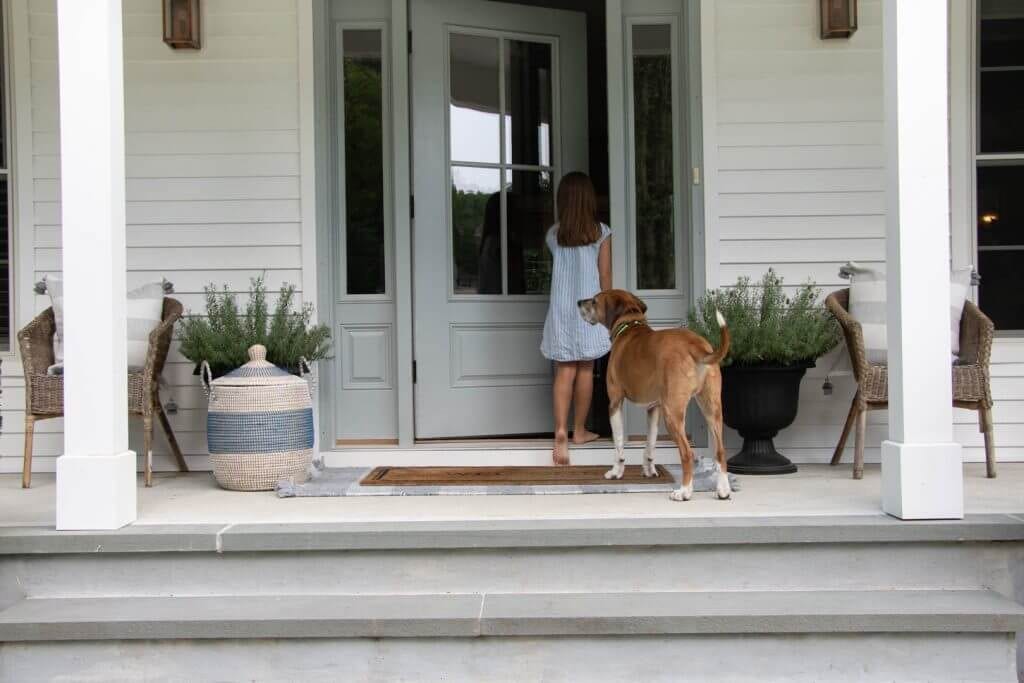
left=844, top=262, right=974, bottom=365
left=845, top=264, right=888, bottom=365
left=42, top=277, right=164, bottom=371
left=126, top=282, right=166, bottom=369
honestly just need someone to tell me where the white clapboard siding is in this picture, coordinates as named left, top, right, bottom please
left=5, top=0, right=305, bottom=473
left=711, top=0, right=1022, bottom=464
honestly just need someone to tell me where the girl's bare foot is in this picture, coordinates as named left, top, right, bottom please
left=552, top=434, right=571, bottom=465
left=572, top=429, right=600, bottom=445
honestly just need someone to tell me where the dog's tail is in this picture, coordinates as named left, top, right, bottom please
left=701, top=310, right=730, bottom=366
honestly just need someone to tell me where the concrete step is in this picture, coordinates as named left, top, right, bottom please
left=0, top=589, right=1021, bottom=642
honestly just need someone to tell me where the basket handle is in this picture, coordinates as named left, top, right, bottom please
left=200, top=360, right=213, bottom=396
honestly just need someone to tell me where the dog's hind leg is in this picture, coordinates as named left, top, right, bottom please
left=665, top=408, right=694, bottom=501
left=696, top=374, right=731, bottom=500
left=605, top=394, right=626, bottom=480
left=642, top=404, right=660, bottom=477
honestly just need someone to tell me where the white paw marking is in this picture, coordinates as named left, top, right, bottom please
left=670, top=484, right=693, bottom=502
left=642, top=460, right=657, bottom=478
left=605, top=462, right=626, bottom=480
left=716, top=472, right=732, bottom=500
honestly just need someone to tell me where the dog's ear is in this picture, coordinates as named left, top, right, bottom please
left=602, top=292, right=625, bottom=329
left=636, top=295, right=648, bottom=314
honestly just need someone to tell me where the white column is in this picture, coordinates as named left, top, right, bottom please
left=881, top=0, right=963, bottom=520
left=55, top=0, right=135, bottom=530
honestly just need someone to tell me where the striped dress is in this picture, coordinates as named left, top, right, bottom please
left=540, top=223, right=612, bottom=362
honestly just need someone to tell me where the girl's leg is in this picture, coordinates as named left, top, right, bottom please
left=572, top=360, right=600, bottom=444
left=552, top=361, right=577, bottom=465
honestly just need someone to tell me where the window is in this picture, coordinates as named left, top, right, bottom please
left=976, top=0, right=1024, bottom=329
left=341, top=28, right=387, bottom=296
left=448, top=31, right=556, bottom=295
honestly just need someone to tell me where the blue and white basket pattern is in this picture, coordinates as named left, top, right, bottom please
left=204, top=345, right=313, bottom=491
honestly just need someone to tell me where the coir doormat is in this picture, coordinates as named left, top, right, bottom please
left=361, top=465, right=673, bottom=487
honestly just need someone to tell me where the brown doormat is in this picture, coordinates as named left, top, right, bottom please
left=360, top=465, right=674, bottom=487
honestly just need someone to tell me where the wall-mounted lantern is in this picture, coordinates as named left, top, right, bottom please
left=163, top=0, right=201, bottom=50
left=820, top=0, right=857, bottom=39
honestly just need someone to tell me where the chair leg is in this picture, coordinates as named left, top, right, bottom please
left=143, top=414, right=154, bottom=488
left=980, top=407, right=996, bottom=479
left=156, top=403, right=189, bottom=473
left=853, top=409, right=867, bottom=480
left=831, top=398, right=859, bottom=466
left=22, top=416, right=35, bottom=489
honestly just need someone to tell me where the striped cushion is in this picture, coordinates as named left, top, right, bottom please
left=846, top=264, right=888, bottom=364
left=126, top=282, right=165, bottom=369
left=42, top=277, right=164, bottom=371
left=845, top=263, right=974, bottom=365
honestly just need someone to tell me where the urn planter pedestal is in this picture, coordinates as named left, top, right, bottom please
left=721, top=362, right=812, bottom=475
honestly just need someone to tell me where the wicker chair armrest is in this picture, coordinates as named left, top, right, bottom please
left=958, top=301, right=994, bottom=368
left=142, top=300, right=183, bottom=384
left=825, top=290, right=871, bottom=382
left=16, top=309, right=56, bottom=376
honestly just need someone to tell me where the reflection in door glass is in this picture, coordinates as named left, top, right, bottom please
left=506, top=169, right=554, bottom=294
left=343, top=30, right=386, bottom=295
left=449, top=33, right=501, bottom=164
left=505, top=40, right=553, bottom=167
left=452, top=167, right=502, bottom=294
left=632, top=24, right=675, bottom=290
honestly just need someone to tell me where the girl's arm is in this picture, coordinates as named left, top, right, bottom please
left=598, top=236, right=612, bottom=291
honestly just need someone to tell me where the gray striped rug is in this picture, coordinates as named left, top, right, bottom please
left=276, top=460, right=740, bottom=498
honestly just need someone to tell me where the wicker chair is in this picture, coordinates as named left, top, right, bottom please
left=825, top=289, right=996, bottom=480
left=18, top=298, right=190, bottom=488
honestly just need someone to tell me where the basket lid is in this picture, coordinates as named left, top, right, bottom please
left=210, top=345, right=307, bottom=387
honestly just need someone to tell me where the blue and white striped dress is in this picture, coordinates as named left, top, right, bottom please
left=540, top=223, right=612, bottom=362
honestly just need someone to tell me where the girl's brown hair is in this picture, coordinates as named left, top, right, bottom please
left=555, top=172, right=601, bottom=247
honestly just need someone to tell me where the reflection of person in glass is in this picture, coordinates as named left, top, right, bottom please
left=539, top=173, right=613, bottom=465
left=478, top=192, right=502, bottom=294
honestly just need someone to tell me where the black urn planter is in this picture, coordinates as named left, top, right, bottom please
left=721, top=362, right=812, bottom=475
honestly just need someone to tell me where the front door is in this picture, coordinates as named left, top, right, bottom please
left=411, top=0, right=587, bottom=438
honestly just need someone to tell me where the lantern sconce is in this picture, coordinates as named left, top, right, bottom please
left=820, top=0, right=857, bottom=39
left=163, top=0, right=201, bottom=50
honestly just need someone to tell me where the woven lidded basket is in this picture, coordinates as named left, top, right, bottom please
left=203, top=344, right=313, bottom=491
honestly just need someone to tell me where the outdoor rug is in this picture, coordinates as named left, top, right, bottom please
left=276, top=459, right=739, bottom=497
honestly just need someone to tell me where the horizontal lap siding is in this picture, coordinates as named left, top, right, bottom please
left=3, top=0, right=304, bottom=473
left=712, top=0, right=1024, bottom=464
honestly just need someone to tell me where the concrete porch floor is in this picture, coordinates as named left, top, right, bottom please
left=1, top=464, right=1021, bottom=527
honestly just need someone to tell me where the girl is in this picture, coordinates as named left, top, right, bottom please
left=540, top=172, right=612, bottom=466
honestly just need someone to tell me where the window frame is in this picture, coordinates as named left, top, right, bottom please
left=972, top=0, right=1024, bottom=334
left=0, top=0, right=13, bottom=353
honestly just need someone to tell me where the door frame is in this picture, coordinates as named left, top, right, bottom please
left=313, top=0, right=705, bottom=450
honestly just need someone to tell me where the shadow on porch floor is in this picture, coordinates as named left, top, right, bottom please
left=1, top=464, right=1021, bottom=527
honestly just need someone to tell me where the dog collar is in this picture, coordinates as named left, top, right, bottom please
left=611, top=320, right=645, bottom=342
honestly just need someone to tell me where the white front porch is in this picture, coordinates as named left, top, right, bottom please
left=1, top=464, right=1019, bottom=526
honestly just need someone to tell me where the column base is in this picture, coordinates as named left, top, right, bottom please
left=56, top=451, right=137, bottom=530
left=881, top=440, right=963, bottom=520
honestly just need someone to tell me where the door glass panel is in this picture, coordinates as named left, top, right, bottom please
left=342, top=29, right=386, bottom=295
left=449, top=33, right=501, bottom=164
left=977, top=164, right=1024, bottom=329
left=452, top=166, right=502, bottom=294
left=506, top=169, right=554, bottom=294
left=505, top=39, right=553, bottom=167
left=631, top=24, right=675, bottom=290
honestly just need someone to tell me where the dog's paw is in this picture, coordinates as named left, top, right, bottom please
left=715, top=472, right=732, bottom=500
left=604, top=463, right=625, bottom=480
left=669, top=485, right=693, bottom=502
left=642, top=461, right=658, bottom=478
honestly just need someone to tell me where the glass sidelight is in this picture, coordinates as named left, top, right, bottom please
left=629, top=22, right=679, bottom=292
left=448, top=30, right=557, bottom=295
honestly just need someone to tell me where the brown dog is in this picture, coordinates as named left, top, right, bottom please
left=578, top=290, right=731, bottom=501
